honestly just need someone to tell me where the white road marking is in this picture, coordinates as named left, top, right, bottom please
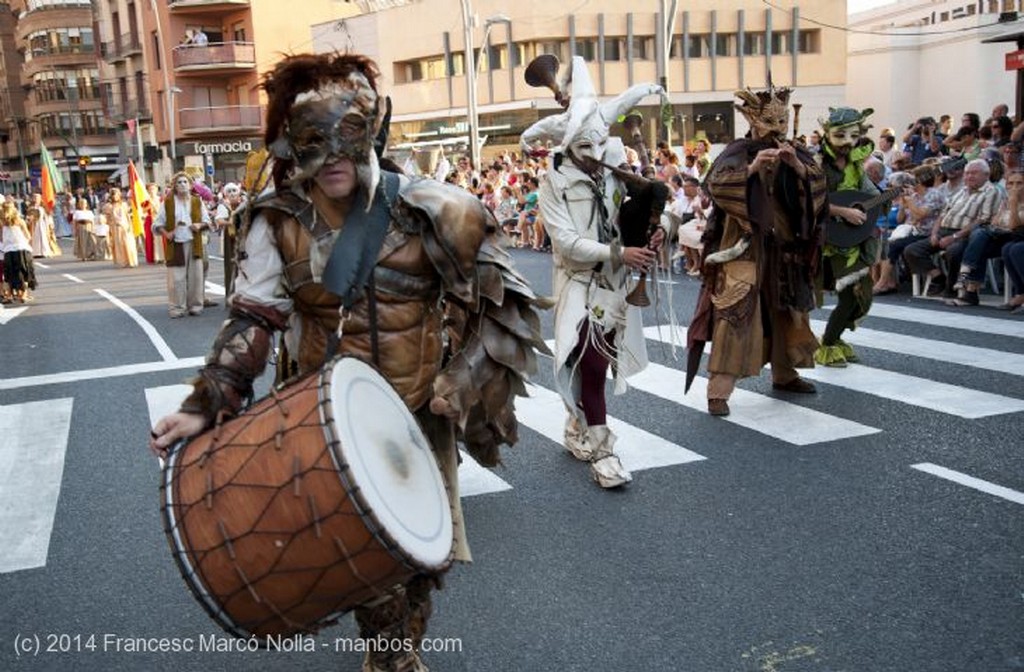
left=796, top=363, right=1024, bottom=419
left=0, top=398, right=74, bottom=573
left=808, top=319, right=1024, bottom=377
left=549, top=331, right=877, bottom=446
left=144, top=384, right=513, bottom=498
left=631, top=364, right=881, bottom=446
left=650, top=324, right=1024, bottom=407
left=912, top=463, right=1024, bottom=506
left=62, top=273, right=84, bottom=284
left=205, top=280, right=226, bottom=296
left=0, top=306, right=28, bottom=325
left=520, top=383, right=706, bottom=470
left=95, top=288, right=178, bottom=362
left=821, top=303, right=1024, bottom=340
left=34, top=262, right=50, bottom=269
left=0, top=358, right=205, bottom=392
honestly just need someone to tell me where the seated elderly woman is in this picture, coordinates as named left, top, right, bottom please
left=873, top=166, right=946, bottom=295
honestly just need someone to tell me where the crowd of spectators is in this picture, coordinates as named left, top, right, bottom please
left=409, top=100, right=1024, bottom=314
left=0, top=177, right=241, bottom=309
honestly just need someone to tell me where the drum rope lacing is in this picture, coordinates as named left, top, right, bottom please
left=163, top=361, right=443, bottom=638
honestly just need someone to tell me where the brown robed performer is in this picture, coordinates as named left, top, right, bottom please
left=686, top=79, right=828, bottom=417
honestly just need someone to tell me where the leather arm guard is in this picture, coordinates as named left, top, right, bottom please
left=179, top=299, right=289, bottom=426
left=431, top=227, right=553, bottom=467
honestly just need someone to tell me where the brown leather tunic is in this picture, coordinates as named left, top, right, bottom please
left=265, top=185, right=446, bottom=412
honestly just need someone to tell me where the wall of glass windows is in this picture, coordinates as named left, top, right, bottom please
left=32, top=68, right=101, bottom=103
left=393, top=30, right=820, bottom=83
left=38, top=111, right=115, bottom=140
left=26, top=27, right=95, bottom=58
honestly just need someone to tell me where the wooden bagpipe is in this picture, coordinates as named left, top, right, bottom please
left=523, top=54, right=669, bottom=307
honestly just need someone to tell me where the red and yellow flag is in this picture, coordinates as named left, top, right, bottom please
left=127, top=160, right=152, bottom=238
left=39, top=142, right=64, bottom=213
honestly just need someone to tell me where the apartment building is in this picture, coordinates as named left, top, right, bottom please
left=847, top=0, right=1021, bottom=136
left=138, top=0, right=354, bottom=185
left=3, top=0, right=115, bottom=193
left=310, top=0, right=847, bottom=165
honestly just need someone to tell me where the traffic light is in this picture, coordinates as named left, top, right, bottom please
left=77, top=156, right=91, bottom=169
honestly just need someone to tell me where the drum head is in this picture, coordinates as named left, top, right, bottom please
left=327, top=358, right=453, bottom=569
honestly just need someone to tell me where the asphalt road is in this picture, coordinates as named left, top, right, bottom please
left=1, top=241, right=1022, bottom=672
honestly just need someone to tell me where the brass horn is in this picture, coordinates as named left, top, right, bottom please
left=524, top=54, right=569, bottom=109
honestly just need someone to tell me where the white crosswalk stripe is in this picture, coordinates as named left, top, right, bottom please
left=5, top=299, right=1020, bottom=576
left=0, top=399, right=74, bottom=573
left=822, top=303, right=1024, bottom=340
left=0, top=306, right=28, bottom=325
left=808, top=319, right=1024, bottom=376
left=630, top=364, right=881, bottom=445
left=644, top=325, right=1024, bottom=420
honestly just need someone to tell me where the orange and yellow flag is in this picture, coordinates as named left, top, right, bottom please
left=39, top=142, right=64, bottom=213
left=127, top=160, right=152, bottom=238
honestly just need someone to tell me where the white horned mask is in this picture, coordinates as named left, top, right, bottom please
left=521, top=56, right=663, bottom=166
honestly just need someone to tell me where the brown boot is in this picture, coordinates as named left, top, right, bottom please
left=708, top=399, right=730, bottom=416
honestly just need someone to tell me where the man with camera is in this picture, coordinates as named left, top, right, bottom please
left=902, top=117, right=944, bottom=166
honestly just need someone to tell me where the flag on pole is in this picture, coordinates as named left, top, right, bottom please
left=127, top=160, right=152, bottom=238
left=39, top=141, right=65, bottom=214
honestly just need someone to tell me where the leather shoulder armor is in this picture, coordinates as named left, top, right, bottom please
left=396, top=178, right=488, bottom=305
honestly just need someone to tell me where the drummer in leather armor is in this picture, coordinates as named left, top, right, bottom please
left=150, top=52, right=549, bottom=672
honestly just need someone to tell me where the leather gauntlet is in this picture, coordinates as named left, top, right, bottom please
left=179, top=300, right=288, bottom=426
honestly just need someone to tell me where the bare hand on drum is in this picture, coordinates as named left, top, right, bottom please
left=149, top=412, right=207, bottom=458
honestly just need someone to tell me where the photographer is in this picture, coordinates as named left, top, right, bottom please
left=902, top=116, right=944, bottom=165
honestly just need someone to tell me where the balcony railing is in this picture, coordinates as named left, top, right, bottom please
left=168, top=0, right=251, bottom=11
left=171, top=41, right=256, bottom=71
left=178, top=105, right=262, bottom=133
left=106, top=99, right=153, bottom=121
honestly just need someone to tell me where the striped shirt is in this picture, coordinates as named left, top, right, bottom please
left=938, top=181, right=1003, bottom=232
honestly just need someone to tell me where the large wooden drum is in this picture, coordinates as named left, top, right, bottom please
left=161, top=356, right=455, bottom=638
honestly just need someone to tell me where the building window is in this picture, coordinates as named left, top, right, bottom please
left=537, top=40, right=566, bottom=63
left=232, top=21, right=246, bottom=42
left=743, top=33, right=765, bottom=56
left=631, top=36, right=653, bottom=60
left=483, top=43, right=507, bottom=70
left=423, top=55, right=447, bottom=79
left=715, top=33, right=734, bottom=57
left=771, top=31, right=789, bottom=55
left=687, top=34, right=710, bottom=58
left=797, top=30, right=820, bottom=54
left=604, top=36, right=623, bottom=61
left=574, top=39, right=597, bottom=61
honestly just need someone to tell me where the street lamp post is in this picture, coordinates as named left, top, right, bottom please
left=169, top=86, right=182, bottom=164
left=460, top=1, right=510, bottom=170
left=149, top=0, right=178, bottom=175
left=460, top=0, right=480, bottom=170
left=66, top=77, right=82, bottom=190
